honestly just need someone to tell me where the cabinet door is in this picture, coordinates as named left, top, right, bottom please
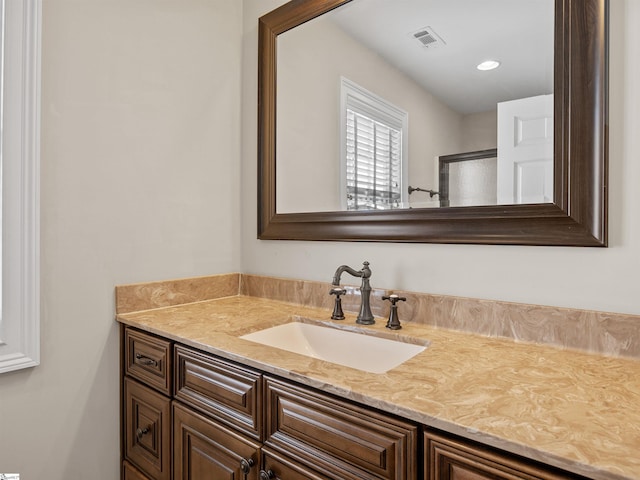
left=173, top=402, right=261, bottom=480
left=261, top=448, right=332, bottom=480
left=424, top=430, right=579, bottom=480
left=123, top=460, right=152, bottom=480
left=124, top=378, right=171, bottom=480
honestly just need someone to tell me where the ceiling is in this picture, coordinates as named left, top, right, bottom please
left=329, top=0, right=555, bottom=115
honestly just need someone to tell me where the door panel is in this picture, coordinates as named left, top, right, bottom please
left=124, top=378, right=171, bottom=480
left=173, top=402, right=260, bottom=480
left=497, top=94, right=553, bottom=205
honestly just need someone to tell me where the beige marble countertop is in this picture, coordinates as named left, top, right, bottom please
left=117, top=295, right=640, bottom=480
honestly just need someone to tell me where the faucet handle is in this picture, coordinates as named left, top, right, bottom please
left=382, top=294, right=406, bottom=330
left=330, top=287, right=346, bottom=320
left=382, top=294, right=406, bottom=305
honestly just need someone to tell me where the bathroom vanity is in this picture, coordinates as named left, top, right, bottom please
left=121, top=323, right=587, bottom=480
left=116, top=280, right=640, bottom=480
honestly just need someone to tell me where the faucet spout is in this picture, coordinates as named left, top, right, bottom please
left=331, top=261, right=374, bottom=325
left=332, top=263, right=368, bottom=286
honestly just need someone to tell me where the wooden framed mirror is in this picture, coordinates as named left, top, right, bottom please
left=258, top=0, right=608, bottom=246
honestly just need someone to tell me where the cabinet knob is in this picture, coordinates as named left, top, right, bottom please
left=240, top=458, right=255, bottom=474
left=259, top=469, right=275, bottom=480
left=135, top=426, right=150, bottom=441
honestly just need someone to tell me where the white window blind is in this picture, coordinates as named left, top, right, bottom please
left=346, top=110, right=402, bottom=210
left=340, top=78, right=407, bottom=211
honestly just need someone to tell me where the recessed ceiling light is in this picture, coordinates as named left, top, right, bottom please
left=477, top=60, right=501, bottom=71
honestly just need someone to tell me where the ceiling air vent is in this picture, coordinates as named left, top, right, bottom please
left=411, top=26, right=445, bottom=49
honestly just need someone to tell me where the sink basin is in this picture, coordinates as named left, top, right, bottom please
left=240, top=322, right=427, bottom=374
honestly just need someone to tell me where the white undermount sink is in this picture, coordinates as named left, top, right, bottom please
left=240, top=321, right=427, bottom=374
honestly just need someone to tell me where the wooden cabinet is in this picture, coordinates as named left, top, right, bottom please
left=424, top=430, right=584, bottom=480
left=122, top=326, right=585, bottom=480
left=123, top=328, right=265, bottom=480
left=124, top=377, right=172, bottom=480
left=123, top=327, right=173, bottom=480
left=173, top=402, right=261, bottom=479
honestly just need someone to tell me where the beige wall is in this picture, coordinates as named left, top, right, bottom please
left=0, top=0, right=242, bottom=478
left=242, top=0, right=640, bottom=316
left=461, top=110, right=498, bottom=152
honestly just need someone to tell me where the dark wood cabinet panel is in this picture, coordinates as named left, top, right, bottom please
left=123, top=460, right=152, bottom=480
left=174, top=345, right=263, bottom=440
left=126, top=328, right=172, bottom=396
left=261, top=448, right=332, bottom=480
left=124, top=377, right=171, bottom=480
left=424, top=430, right=583, bottom=480
left=173, top=402, right=261, bottom=480
left=265, top=375, right=418, bottom=480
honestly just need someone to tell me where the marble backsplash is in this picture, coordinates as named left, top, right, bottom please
left=115, top=273, right=240, bottom=313
left=115, top=273, right=640, bottom=359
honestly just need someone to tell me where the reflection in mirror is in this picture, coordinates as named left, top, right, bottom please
left=276, top=0, right=554, bottom=214
left=438, top=149, right=497, bottom=208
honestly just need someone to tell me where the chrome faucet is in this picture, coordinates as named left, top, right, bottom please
left=331, top=261, right=375, bottom=325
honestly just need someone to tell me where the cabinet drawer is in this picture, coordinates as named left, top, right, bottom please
left=173, top=402, right=261, bottom=480
left=124, top=378, right=171, bottom=480
left=265, top=376, right=417, bottom=480
left=125, top=328, right=172, bottom=395
left=174, top=345, right=263, bottom=440
left=424, top=430, right=581, bottom=480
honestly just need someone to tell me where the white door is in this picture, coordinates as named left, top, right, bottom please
left=497, top=94, right=553, bottom=205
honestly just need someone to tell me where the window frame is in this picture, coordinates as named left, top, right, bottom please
left=339, top=77, right=408, bottom=210
left=0, top=0, right=41, bottom=374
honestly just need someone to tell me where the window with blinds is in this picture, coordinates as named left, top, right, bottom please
left=340, top=78, right=407, bottom=211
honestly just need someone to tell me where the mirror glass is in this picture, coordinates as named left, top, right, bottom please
left=276, top=0, right=555, bottom=214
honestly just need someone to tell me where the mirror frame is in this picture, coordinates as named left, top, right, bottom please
left=258, top=0, right=608, bottom=246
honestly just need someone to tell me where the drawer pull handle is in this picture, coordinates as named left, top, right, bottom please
left=259, top=470, right=275, bottom=480
left=240, top=458, right=255, bottom=474
left=136, top=426, right=150, bottom=441
left=135, top=353, right=158, bottom=367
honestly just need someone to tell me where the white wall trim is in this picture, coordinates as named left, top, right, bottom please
left=0, top=0, right=41, bottom=374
